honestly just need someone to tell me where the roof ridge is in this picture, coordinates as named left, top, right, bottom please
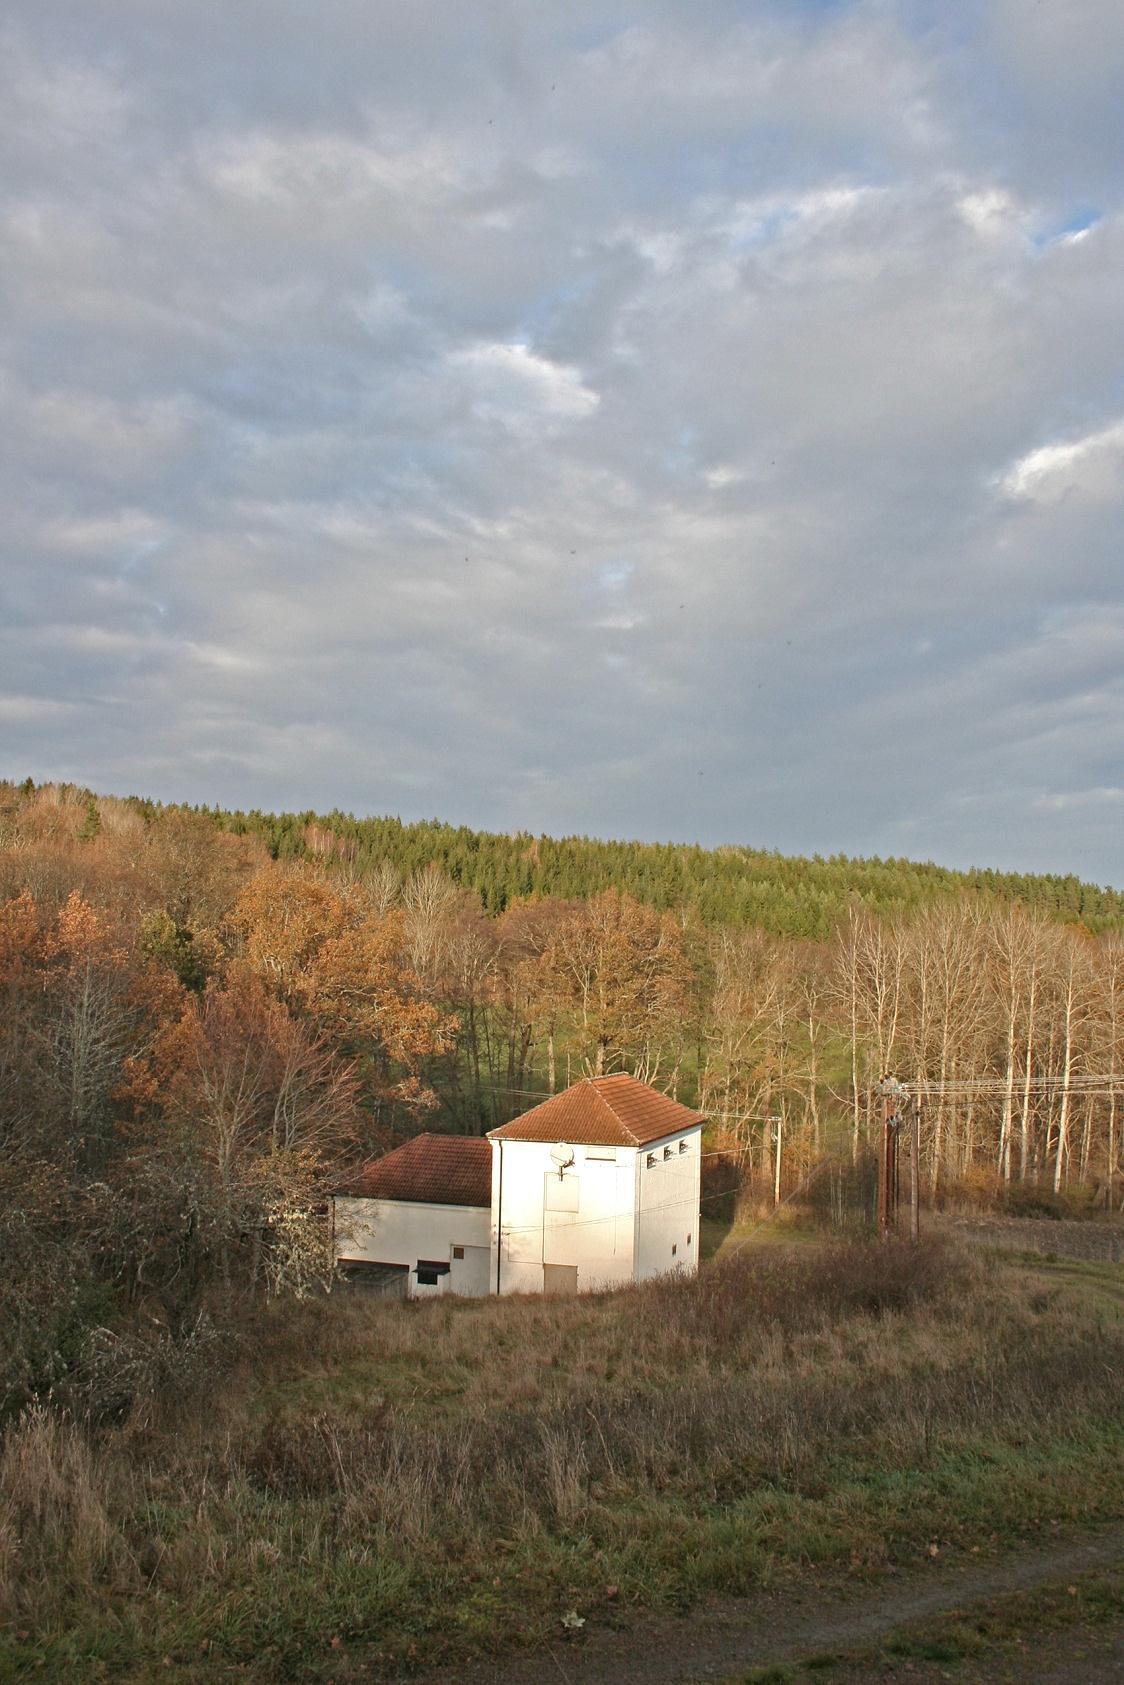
left=585, top=1074, right=640, bottom=1145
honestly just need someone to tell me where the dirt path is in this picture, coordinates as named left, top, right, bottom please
left=406, top=1524, right=1124, bottom=1685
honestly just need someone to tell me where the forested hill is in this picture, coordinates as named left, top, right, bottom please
left=183, top=803, right=1124, bottom=937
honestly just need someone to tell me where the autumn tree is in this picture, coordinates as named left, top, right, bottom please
left=137, top=967, right=361, bottom=1295
left=228, top=863, right=454, bottom=1119
left=531, top=890, right=690, bottom=1081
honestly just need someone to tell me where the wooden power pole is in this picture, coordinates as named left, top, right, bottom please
left=875, top=1075, right=907, bottom=1236
left=908, top=1095, right=920, bottom=1245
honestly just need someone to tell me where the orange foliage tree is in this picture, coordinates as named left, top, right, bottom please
left=531, top=890, right=691, bottom=1082
left=228, top=864, right=454, bottom=1118
left=136, top=966, right=362, bottom=1294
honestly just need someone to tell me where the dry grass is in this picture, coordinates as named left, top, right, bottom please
left=0, top=1408, right=126, bottom=1609
left=2, top=1238, right=1123, bottom=1679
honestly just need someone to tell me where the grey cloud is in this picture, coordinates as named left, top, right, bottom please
left=1, top=1, right=1122, bottom=883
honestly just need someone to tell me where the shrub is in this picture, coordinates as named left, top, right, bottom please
left=1001, top=1180, right=1099, bottom=1221
left=52, top=1313, right=230, bottom=1427
left=645, top=1235, right=970, bottom=1357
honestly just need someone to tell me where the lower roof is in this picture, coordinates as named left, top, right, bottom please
left=337, top=1133, right=491, bottom=1208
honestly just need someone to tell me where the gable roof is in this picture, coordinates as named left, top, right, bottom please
left=488, top=1074, right=704, bottom=1148
left=338, top=1133, right=491, bottom=1208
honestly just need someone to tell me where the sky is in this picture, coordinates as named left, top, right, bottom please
left=2, top=2, right=1123, bottom=885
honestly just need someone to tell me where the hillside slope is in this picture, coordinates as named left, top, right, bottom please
left=205, top=804, right=1123, bottom=936
left=7, top=780, right=1121, bottom=936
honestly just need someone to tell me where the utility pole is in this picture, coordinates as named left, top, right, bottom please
left=875, top=1075, right=902, bottom=1235
left=908, top=1093, right=920, bottom=1245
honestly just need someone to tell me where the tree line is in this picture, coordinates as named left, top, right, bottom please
left=90, top=785, right=1124, bottom=934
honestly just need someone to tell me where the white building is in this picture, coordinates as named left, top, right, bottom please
left=334, top=1074, right=704, bottom=1298
left=333, top=1133, right=492, bottom=1299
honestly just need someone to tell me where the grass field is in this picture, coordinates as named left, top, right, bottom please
left=1, top=1237, right=1122, bottom=1682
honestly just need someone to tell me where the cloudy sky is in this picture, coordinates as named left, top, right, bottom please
left=3, top=2, right=1123, bottom=883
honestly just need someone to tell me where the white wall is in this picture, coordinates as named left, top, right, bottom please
left=490, top=1138, right=640, bottom=1296
left=634, top=1126, right=702, bottom=1283
left=334, top=1196, right=491, bottom=1299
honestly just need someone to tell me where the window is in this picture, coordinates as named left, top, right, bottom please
left=338, top=1261, right=408, bottom=1298
left=646, top=1153, right=656, bottom=1168
left=687, top=1233, right=692, bottom=1246
left=679, top=1140, right=689, bottom=1154
left=671, top=1243, right=677, bottom=1256
left=414, top=1260, right=451, bottom=1286
left=452, top=1246, right=464, bottom=1260
left=663, top=1145, right=673, bottom=1160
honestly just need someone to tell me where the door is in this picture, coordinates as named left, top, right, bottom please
left=543, top=1263, right=578, bottom=1295
left=449, top=1243, right=490, bottom=1296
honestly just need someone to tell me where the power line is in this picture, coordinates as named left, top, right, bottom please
left=342, top=1157, right=775, bottom=1244
left=439, top=1073, right=1124, bottom=1120
left=438, top=1078, right=805, bottom=1128
left=904, top=1078, right=1124, bottom=1097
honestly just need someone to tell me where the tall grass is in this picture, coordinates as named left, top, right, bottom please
left=3, top=1238, right=1122, bottom=1678
left=0, top=1408, right=124, bottom=1609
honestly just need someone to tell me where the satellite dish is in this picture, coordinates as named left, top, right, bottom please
left=549, top=1141, right=575, bottom=1175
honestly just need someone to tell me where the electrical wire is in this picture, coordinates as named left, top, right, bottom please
left=341, top=1152, right=826, bottom=1244
left=438, top=1078, right=797, bottom=1128
left=439, top=1074, right=1124, bottom=1121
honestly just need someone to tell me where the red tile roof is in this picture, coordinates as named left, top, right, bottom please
left=488, top=1075, right=704, bottom=1148
left=338, top=1133, right=492, bottom=1208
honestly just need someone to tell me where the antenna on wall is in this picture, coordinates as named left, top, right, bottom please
left=549, top=1141, right=575, bottom=1180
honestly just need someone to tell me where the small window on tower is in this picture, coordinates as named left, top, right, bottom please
left=679, top=1140, right=689, bottom=1154
left=687, top=1233, right=692, bottom=1246
left=646, top=1153, right=656, bottom=1168
left=671, top=1243, right=677, bottom=1256
left=663, top=1145, right=673, bottom=1160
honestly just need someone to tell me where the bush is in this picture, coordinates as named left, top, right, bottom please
left=646, top=1235, right=970, bottom=1356
left=52, top=1313, right=230, bottom=1427
left=937, top=1167, right=1004, bottom=1212
left=1001, top=1181, right=1099, bottom=1221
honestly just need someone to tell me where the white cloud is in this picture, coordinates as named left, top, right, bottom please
left=957, top=186, right=1023, bottom=239
left=43, top=510, right=169, bottom=556
left=198, top=127, right=468, bottom=209
left=703, top=465, right=747, bottom=489
left=448, top=342, right=600, bottom=430
left=1001, top=419, right=1124, bottom=502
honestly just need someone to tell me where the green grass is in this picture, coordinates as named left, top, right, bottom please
left=1015, top=1254, right=1124, bottom=1314
left=717, top=1562, right=1124, bottom=1682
